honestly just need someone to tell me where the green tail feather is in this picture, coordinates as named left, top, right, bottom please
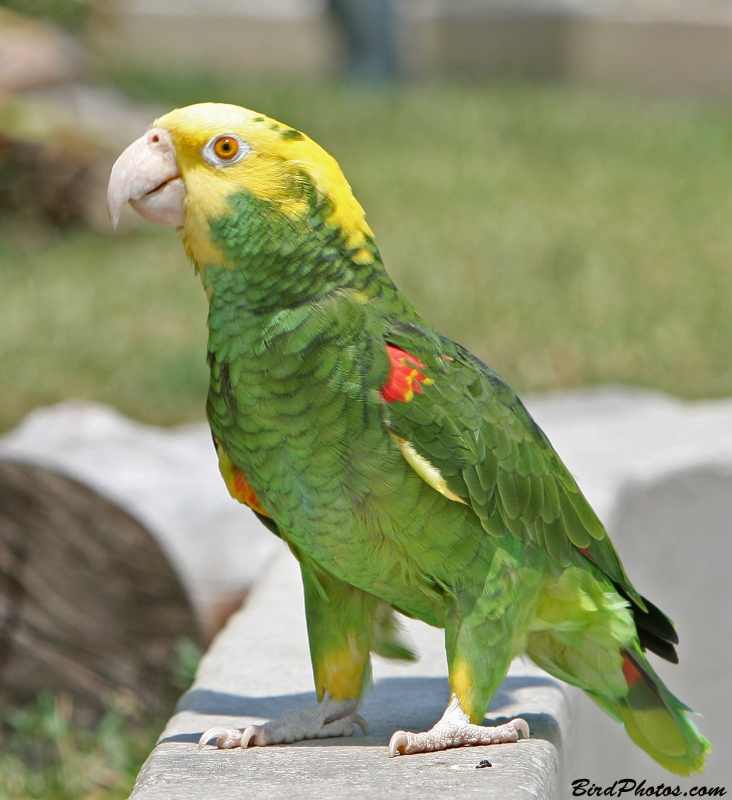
left=606, top=649, right=711, bottom=776
left=528, top=565, right=710, bottom=775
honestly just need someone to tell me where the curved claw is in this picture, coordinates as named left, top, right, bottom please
left=388, top=730, right=410, bottom=757
left=352, top=713, right=368, bottom=735
left=198, top=726, right=243, bottom=750
left=241, top=724, right=266, bottom=747
left=513, top=718, right=530, bottom=740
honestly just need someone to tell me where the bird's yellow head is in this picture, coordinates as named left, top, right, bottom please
left=108, top=102, right=374, bottom=271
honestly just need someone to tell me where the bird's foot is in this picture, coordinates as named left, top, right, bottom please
left=198, top=692, right=367, bottom=750
left=388, top=694, right=529, bottom=757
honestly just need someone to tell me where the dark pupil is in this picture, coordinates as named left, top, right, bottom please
left=220, top=140, right=231, bottom=152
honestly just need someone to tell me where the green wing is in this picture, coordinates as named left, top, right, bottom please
left=380, top=324, right=642, bottom=605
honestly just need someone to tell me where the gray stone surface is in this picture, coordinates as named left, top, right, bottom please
left=0, top=402, right=276, bottom=637
left=131, top=546, right=566, bottom=800
left=526, top=387, right=732, bottom=524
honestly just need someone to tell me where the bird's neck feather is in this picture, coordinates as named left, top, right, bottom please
left=194, top=183, right=391, bottom=314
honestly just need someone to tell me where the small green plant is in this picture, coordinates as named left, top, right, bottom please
left=170, top=638, right=204, bottom=694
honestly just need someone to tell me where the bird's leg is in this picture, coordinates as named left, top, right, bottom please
left=388, top=692, right=529, bottom=756
left=389, top=586, right=529, bottom=756
left=198, top=691, right=367, bottom=750
left=200, top=566, right=377, bottom=751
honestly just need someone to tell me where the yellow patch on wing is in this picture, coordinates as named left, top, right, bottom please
left=394, top=435, right=466, bottom=505
left=216, top=441, right=269, bottom=517
left=155, top=103, right=374, bottom=272
left=315, top=637, right=369, bottom=702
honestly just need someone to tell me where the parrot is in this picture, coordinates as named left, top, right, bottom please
left=107, top=102, right=711, bottom=774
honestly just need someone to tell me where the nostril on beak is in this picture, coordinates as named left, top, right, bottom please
left=107, top=127, right=183, bottom=228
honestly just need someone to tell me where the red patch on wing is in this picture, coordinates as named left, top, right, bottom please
left=381, top=344, right=431, bottom=403
left=621, top=653, right=643, bottom=686
left=231, top=465, right=269, bottom=517
left=578, top=547, right=592, bottom=559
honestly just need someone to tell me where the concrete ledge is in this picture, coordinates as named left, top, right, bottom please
left=130, top=546, right=567, bottom=800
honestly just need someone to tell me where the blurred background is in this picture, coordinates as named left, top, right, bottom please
left=1, top=0, right=732, bottom=796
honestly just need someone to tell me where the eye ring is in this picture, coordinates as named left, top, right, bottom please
left=203, top=133, right=250, bottom=167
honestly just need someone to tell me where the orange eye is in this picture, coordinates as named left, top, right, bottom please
left=202, top=133, right=249, bottom=166
left=213, top=136, right=239, bottom=160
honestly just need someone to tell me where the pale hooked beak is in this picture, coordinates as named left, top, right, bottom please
left=107, top=127, right=185, bottom=229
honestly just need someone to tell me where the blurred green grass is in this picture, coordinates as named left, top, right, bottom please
left=0, top=694, right=157, bottom=800
left=4, top=77, right=732, bottom=433
left=0, top=640, right=202, bottom=800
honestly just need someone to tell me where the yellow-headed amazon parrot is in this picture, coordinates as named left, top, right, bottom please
left=107, top=103, right=710, bottom=774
